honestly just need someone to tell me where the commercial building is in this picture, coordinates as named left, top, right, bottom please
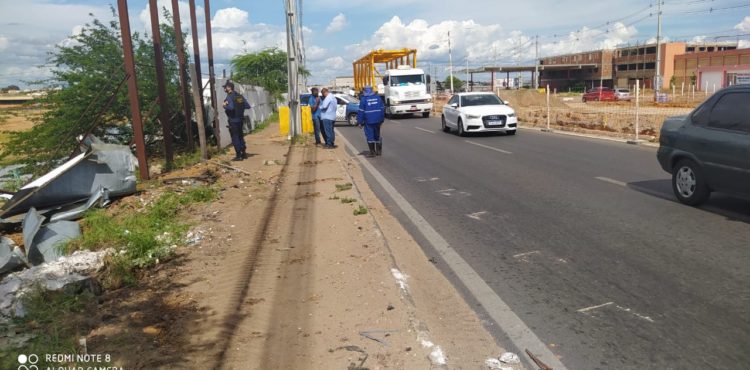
left=539, top=50, right=613, bottom=91
left=673, top=48, right=750, bottom=91
left=328, top=76, right=355, bottom=91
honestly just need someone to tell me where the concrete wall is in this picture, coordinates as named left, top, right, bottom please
left=212, top=78, right=273, bottom=148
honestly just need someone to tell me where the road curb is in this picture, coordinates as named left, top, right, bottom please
left=520, top=125, right=660, bottom=148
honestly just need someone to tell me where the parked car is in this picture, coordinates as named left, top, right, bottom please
left=300, top=93, right=312, bottom=106
left=657, top=85, right=750, bottom=205
left=441, top=92, right=517, bottom=136
left=582, top=87, right=616, bottom=102
left=334, top=94, right=360, bottom=126
left=614, top=88, right=632, bottom=101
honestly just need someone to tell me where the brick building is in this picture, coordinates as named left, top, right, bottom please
left=539, top=49, right=613, bottom=91
left=673, top=48, right=750, bottom=91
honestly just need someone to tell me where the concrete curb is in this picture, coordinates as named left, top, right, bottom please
left=517, top=125, right=660, bottom=148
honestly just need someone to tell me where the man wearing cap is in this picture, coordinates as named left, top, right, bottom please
left=222, top=81, right=251, bottom=161
left=357, top=85, right=385, bottom=157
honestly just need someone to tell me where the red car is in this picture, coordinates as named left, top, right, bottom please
left=582, top=87, right=616, bottom=102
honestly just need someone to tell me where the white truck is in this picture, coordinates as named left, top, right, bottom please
left=353, top=49, right=433, bottom=118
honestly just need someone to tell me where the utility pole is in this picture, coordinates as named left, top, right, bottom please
left=654, top=0, right=663, bottom=98
left=117, top=0, right=149, bottom=180
left=170, top=0, right=193, bottom=151
left=188, top=0, right=205, bottom=147
left=149, top=0, right=173, bottom=170
left=284, top=0, right=300, bottom=137
left=534, top=35, right=539, bottom=89
left=204, top=0, right=219, bottom=147
left=448, top=31, right=454, bottom=93
left=466, top=56, right=469, bottom=92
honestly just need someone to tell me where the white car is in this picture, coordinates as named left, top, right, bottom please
left=441, top=92, right=517, bottom=136
left=614, top=88, right=632, bottom=101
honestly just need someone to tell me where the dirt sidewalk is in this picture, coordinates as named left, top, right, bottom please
left=94, top=123, right=523, bottom=369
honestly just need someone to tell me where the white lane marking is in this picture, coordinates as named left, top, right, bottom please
left=615, top=304, right=656, bottom=323
left=465, top=140, right=512, bottom=154
left=436, top=188, right=455, bottom=193
left=337, top=131, right=569, bottom=370
left=415, top=127, right=436, bottom=134
left=577, top=301, right=614, bottom=313
left=513, top=250, right=541, bottom=259
left=595, top=176, right=628, bottom=187
left=390, top=119, right=402, bottom=124
left=415, top=177, right=440, bottom=182
left=466, top=211, right=488, bottom=220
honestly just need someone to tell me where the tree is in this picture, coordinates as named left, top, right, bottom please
left=443, top=75, right=464, bottom=93
left=0, top=8, right=189, bottom=173
left=230, top=48, right=310, bottom=103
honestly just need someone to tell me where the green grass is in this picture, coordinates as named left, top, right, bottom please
left=329, top=195, right=340, bottom=200
left=172, top=149, right=203, bottom=170
left=340, top=197, right=356, bottom=204
left=253, top=111, right=279, bottom=133
left=67, top=185, right=219, bottom=287
left=335, top=183, right=352, bottom=192
left=353, top=205, right=368, bottom=216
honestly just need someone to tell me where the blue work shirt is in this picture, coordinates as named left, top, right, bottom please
left=224, top=91, right=251, bottom=123
left=308, top=94, right=321, bottom=118
left=319, top=93, right=337, bottom=121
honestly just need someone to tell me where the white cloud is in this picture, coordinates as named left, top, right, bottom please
left=735, top=16, right=750, bottom=32
left=740, top=40, right=750, bottom=49
left=326, top=13, right=348, bottom=33
left=0, top=36, right=8, bottom=52
left=324, top=56, right=346, bottom=70
left=305, top=45, right=327, bottom=61
left=71, top=25, right=84, bottom=36
left=212, top=7, right=249, bottom=29
left=139, top=0, right=200, bottom=32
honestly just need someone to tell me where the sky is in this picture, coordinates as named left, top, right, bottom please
left=0, top=0, right=749, bottom=88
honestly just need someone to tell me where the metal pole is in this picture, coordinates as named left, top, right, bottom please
left=635, top=79, right=640, bottom=142
left=654, top=0, right=663, bottom=98
left=149, top=0, right=173, bottom=170
left=284, top=0, right=300, bottom=137
left=117, top=0, right=149, bottom=180
left=171, top=0, right=194, bottom=151
left=189, top=64, right=208, bottom=160
left=466, top=56, right=469, bottom=92
left=534, top=35, right=539, bottom=89
left=448, top=31, right=454, bottom=93
left=204, top=0, right=220, bottom=147
left=188, top=0, right=205, bottom=141
left=546, top=84, right=550, bottom=130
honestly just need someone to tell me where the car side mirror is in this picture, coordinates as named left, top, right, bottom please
left=503, top=100, right=510, bottom=105
left=450, top=103, right=458, bottom=108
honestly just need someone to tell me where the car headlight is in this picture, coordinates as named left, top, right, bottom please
left=466, top=114, right=481, bottom=119
left=426, top=97, right=432, bottom=102
left=391, top=98, right=400, bottom=104
left=508, top=113, right=516, bottom=117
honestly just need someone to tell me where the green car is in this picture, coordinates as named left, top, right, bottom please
left=657, top=85, right=750, bottom=205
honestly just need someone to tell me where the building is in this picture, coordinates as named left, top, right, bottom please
left=328, top=76, right=355, bottom=91
left=539, top=49, right=613, bottom=91
left=673, top=48, right=750, bottom=91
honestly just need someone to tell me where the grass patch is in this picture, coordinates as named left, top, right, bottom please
left=329, top=195, right=340, bottom=200
left=66, top=185, right=219, bottom=288
left=335, top=183, right=353, bottom=192
left=0, top=287, right=106, bottom=369
left=340, top=197, right=356, bottom=204
left=353, top=205, right=368, bottom=216
left=291, top=134, right=310, bottom=146
left=253, top=111, right=279, bottom=133
left=172, top=149, right=203, bottom=170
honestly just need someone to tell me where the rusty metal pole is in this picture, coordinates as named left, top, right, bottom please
left=117, top=0, right=149, bottom=180
left=204, top=0, right=220, bottom=147
left=188, top=0, right=205, bottom=145
left=149, top=0, right=173, bottom=171
left=171, top=0, right=194, bottom=151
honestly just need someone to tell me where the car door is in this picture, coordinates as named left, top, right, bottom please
left=697, top=90, right=750, bottom=195
left=335, top=97, right=347, bottom=122
left=444, top=95, right=459, bottom=127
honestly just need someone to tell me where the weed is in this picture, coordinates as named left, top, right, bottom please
left=353, top=205, right=368, bottom=216
left=329, top=195, right=340, bottom=200
left=172, top=150, right=203, bottom=170
left=335, top=183, right=353, bottom=192
left=291, top=134, right=310, bottom=146
left=253, top=111, right=279, bottom=133
left=340, top=197, right=356, bottom=204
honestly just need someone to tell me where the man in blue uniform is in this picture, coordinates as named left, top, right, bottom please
left=222, top=81, right=251, bottom=161
left=307, top=87, right=326, bottom=145
left=357, top=86, right=385, bottom=157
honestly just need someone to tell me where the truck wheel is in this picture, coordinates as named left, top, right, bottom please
left=347, top=113, right=358, bottom=126
left=422, top=112, right=430, bottom=118
left=672, top=159, right=710, bottom=206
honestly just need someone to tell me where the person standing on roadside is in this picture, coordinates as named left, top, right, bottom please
left=308, top=88, right=327, bottom=145
left=319, top=88, right=337, bottom=148
left=222, top=81, right=251, bottom=161
left=357, top=85, right=385, bottom=157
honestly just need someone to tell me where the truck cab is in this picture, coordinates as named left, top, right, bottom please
left=382, top=66, right=432, bottom=118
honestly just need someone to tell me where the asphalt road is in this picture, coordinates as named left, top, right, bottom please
left=336, top=117, right=750, bottom=370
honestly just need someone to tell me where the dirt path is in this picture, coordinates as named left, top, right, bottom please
left=89, top=123, right=522, bottom=369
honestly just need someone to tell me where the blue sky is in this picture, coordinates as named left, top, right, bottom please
left=1, top=0, right=749, bottom=87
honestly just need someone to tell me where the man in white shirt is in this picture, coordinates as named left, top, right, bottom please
left=318, top=88, right=337, bottom=148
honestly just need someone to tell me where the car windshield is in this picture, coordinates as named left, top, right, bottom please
left=461, top=94, right=503, bottom=107
left=390, top=74, right=424, bottom=86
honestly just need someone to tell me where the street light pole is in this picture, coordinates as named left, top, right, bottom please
left=655, top=0, right=663, bottom=98
left=448, top=31, right=454, bottom=93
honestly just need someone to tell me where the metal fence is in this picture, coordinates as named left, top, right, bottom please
left=211, top=78, right=274, bottom=148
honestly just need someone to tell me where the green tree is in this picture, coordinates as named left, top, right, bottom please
left=0, top=8, right=189, bottom=173
left=443, top=75, right=464, bottom=92
left=230, top=48, right=310, bottom=103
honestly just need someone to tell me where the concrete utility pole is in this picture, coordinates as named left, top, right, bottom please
left=188, top=0, right=205, bottom=144
left=466, top=56, right=469, bottom=92
left=204, top=0, right=220, bottom=146
left=189, top=64, right=208, bottom=160
left=448, top=31, right=454, bottom=93
left=284, top=0, right=301, bottom=136
left=149, top=0, right=173, bottom=170
left=170, top=0, right=194, bottom=151
left=534, top=35, right=539, bottom=89
left=654, top=0, right=663, bottom=98
left=117, top=0, right=149, bottom=180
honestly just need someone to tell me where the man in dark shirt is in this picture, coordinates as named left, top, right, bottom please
left=222, top=81, right=251, bottom=161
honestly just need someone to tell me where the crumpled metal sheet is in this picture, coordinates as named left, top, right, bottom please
left=49, top=187, right=110, bottom=223
left=23, top=208, right=82, bottom=266
left=0, top=143, right=136, bottom=219
left=0, top=237, right=24, bottom=275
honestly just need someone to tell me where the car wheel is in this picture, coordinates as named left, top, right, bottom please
left=506, top=130, right=516, bottom=136
left=441, top=115, right=450, bottom=132
left=457, top=118, right=465, bottom=136
left=346, top=113, right=358, bottom=126
left=582, top=97, right=587, bottom=103
left=422, top=112, right=430, bottom=118
left=672, top=159, right=710, bottom=206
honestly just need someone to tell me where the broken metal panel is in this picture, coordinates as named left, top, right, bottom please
left=0, top=237, right=24, bottom=275
left=21, top=208, right=44, bottom=252
left=26, top=220, right=81, bottom=266
left=0, top=144, right=136, bottom=219
left=49, top=187, right=110, bottom=223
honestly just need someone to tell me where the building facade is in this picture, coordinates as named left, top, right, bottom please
left=674, top=48, right=750, bottom=91
left=539, top=50, right=613, bottom=91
